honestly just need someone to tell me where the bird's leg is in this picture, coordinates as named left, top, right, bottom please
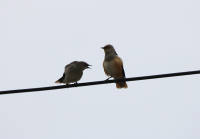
left=105, top=76, right=112, bottom=81
left=115, top=76, right=121, bottom=83
left=105, top=76, right=112, bottom=83
left=106, top=76, right=112, bottom=81
left=66, top=83, right=69, bottom=88
left=74, top=82, right=78, bottom=87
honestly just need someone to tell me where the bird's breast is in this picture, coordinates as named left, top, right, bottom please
left=103, top=60, right=119, bottom=78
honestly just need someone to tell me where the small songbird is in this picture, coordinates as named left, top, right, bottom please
left=55, top=61, right=91, bottom=85
left=102, top=44, right=128, bottom=89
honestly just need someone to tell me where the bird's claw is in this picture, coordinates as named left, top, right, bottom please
left=74, top=82, right=78, bottom=87
left=105, top=76, right=112, bottom=84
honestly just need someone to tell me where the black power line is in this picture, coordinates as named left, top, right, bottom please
left=1, top=70, right=200, bottom=95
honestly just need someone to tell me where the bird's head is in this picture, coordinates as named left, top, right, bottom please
left=101, top=44, right=117, bottom=55
left=78, top=61, right=91, bottom=70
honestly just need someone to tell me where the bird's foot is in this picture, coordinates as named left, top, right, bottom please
left=74, top=82, right=78, bottom=87
left=105, top=76, right=112, bottom=83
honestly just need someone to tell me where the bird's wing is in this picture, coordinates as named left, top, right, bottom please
left=114, top=56, right=126, bottom=78
left=121, top=66, right=126, bottom=78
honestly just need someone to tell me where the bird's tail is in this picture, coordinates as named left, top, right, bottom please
left=55, top=79, right=62, bottom=83
left=55, top=76, right=64, bottom=83
left=55, top=73, right=65, bottom=84
left=55, top=79, right=61, bottom=83
left=116, top=81, right=128, bottom=89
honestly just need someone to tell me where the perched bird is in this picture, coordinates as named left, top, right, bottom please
left=102, top=44, right=128, bottom=89
left=55, top=61, right=91, bottom=85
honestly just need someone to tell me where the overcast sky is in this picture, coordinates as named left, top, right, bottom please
left=0, top=0, right=200, bottom=139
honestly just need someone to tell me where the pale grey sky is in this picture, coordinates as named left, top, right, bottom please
left=0, top=0, right=200, bottom=139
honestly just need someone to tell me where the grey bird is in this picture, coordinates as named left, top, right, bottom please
left=55, top=61, right=91, bottom=85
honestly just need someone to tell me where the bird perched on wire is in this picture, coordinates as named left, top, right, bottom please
left=102, top=44, right=128, bottom=89
left=55, top=61, right=91, bottom=85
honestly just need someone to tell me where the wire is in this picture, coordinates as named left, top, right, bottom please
left=1, top=70, right=200, bottom=95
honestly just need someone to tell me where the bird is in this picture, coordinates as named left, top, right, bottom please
left=55, top=61, right=91, bottom=85
left=102, top=44, right=128, bottom=89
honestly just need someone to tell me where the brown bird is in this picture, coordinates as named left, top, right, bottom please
left=102, top=44, right=128, bottom=89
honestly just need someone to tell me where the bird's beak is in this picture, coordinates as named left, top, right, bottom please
left=101, top=47, right=105, bottom=49
left=87, top=65, right=92, bottom=69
